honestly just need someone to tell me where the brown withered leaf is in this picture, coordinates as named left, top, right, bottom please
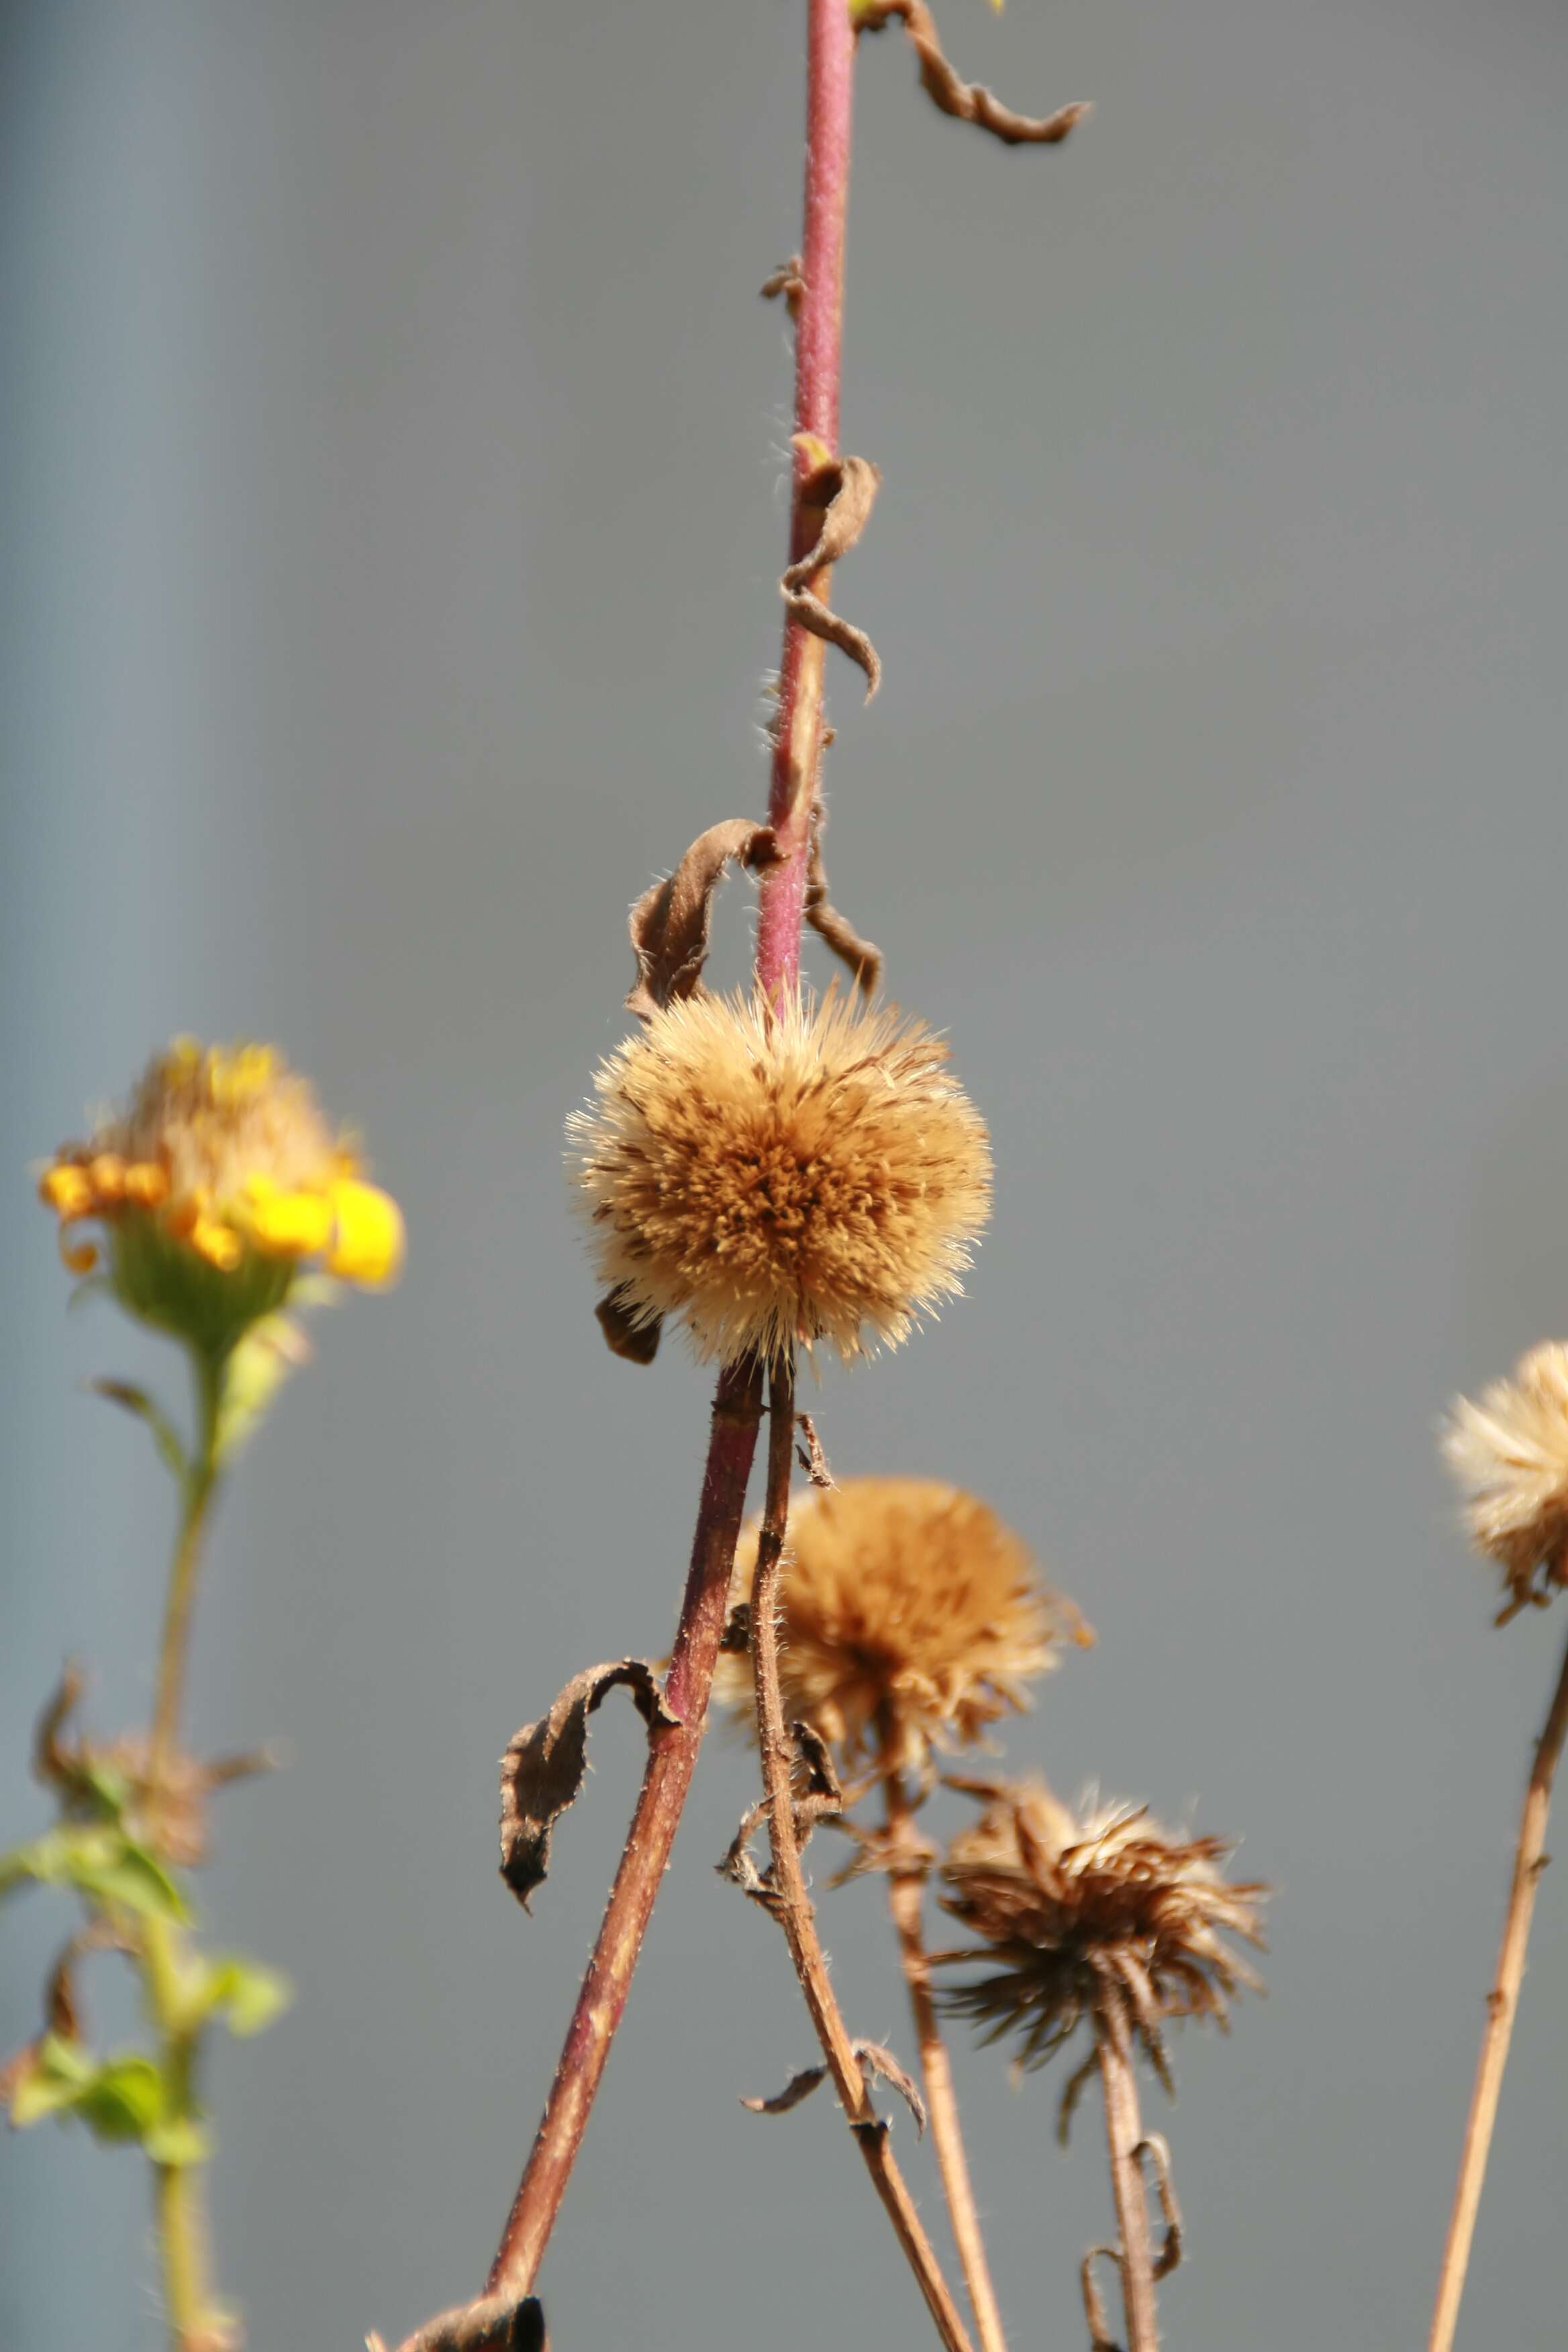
left=740, top=2063, right=828, bottom=2116
left=369, top=2295, right=546, bottom=2352
left=761, top=254, right=806, bottom=320
left=500, top=1661, right=679, bottom=1911
left=626, top=820, right=781, bottom=1021
left=857, top=0, right=1090, bottom=148
left=853, top=2039, right=928, bottom=2137
left=593, top=1284, right=661, bottom=1366
left=781, top=447, right=883, bottom=700
left=34, top=1662, right=87, bottom=1788
left=803, top=826, right=883, bottom=997
left=740, top=2039, right=924, bottom=2134
left=794, top=1410, right=837, bottom=1488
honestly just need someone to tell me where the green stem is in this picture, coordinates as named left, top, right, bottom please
left=143, top=1345, right=230, bottom=2351
left=148, top=1350, right=226, bottom=1792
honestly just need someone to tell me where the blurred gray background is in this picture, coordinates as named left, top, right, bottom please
left=3, top=0, right=1567, bottom=2344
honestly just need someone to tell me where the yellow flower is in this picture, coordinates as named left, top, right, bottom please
left=1442, top=1342, right=1568, bottom=1624
left=938, top=1779, right=1267, bottom=2092
left=38, top=1040, right=404, bottom=1353
left=716, top=1477, right=1088, bottom=1775
left=567, top=991, right=992, bottom=1366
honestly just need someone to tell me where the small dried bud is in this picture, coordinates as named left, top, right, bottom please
left=566, top=992, right=991, bottom=1366
left=938, top=1780, right=1266, bottom=2088
left=1442, top=1342, right=1568, bottom=1624
left=715, top=1478, right=1087, bottom=1776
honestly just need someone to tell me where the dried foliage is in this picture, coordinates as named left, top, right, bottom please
left=624, top=820, right=780, bottom=1023
left=499, top=1661, right=678, bottom=1911
left=568, top=992, right=991, bottom=1367
left=781, top=443, right=883, bottom=699
left=854, top=0, right=1089, bottom=148
left=717, top=1478, right=1083, bottom=1774
left=1443, top=1342, right=1568, bottom=1624
left=937, top=1781, right=1266, bottom=2096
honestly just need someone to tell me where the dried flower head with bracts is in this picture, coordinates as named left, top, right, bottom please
left=937, top=1779, right=1266, bottom=2096
left=716, top=1478, right=1088, bottom=1777
left=567, top=991, right=991, bottom=1367
left=38, top=1039, right=404, bottom=1354
left=1442, top=1342, right=1568, bottom=1625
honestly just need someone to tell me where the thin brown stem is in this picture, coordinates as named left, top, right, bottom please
left=1095, top=2001, right=1160, bottom=2352
left=750, top=1357, right=977, bottom=2352
left=1428, top=1623, right=1568, bottom=2352
left=881, top=1768, right=1010, bottom=2352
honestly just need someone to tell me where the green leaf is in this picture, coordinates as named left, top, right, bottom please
left=9, top=2035, right=169, bottom=2145
left=75, top=2055, right=165, bottom=2141
left=144, top=2115, right=213, bottom=2167
left=87, top=1379, right=188, bottom=1482
left=197, top=1955, right=293, bottom=2039
left=213, top=1314, right=312, bottom=1465
left=0, top=1825, right=189, bottom=1923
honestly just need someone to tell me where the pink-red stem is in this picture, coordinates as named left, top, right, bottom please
left=754, top=0, right=856, bottom=997
left=390, top=14, right=859, bottom=2345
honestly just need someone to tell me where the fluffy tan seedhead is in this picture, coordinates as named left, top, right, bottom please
left=566, top=991, right=991, bottom=1367
left=1442, top=1342, right=1568, bottom=1624
left=715, top=1477, right=1087, bottom=1775
left=937, top=1779, right=1266, bottom=2091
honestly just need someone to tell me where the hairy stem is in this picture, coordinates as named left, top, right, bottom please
left=390, top=10, right=860, bottom=2343
left=750, top=1357, right=976, bottom=2352
left=754, top=0, right=857, bottom=998
left=1428, top=1624, right=1568, bottom=2352
left=148, top=1349, right=225, bottom=1793
left=480, top=1359, right=765, bottom=2307
left=143, top=1912, right=225, bottom=2351
left=1095, top=2002, right=1159, bottom=2352
left=144, top=1363, right=229, bottom=2351
left=880, top=1768, right=1010, bottom=2352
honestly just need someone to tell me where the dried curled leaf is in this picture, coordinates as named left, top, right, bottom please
left=626, top=820, right=781, bottom=1021
left=740, top=2063, right=828, bottom=2116
left=594, top=1284, right=662, bottom=1366
left=856, top=0, right=1090, bottom=147
left=794, top=1411, right=836, bottom=1489
left=740, top=2039, right=924, bottom=2134
left=782, top=446, right=883, bottom=700
left=500, top=1661, right=679, bottom=1910
left=369, top=2295, right=547, bottom=2352
left=804, top=824, right=883, bottom=997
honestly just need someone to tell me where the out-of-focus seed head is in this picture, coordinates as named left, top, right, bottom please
left=716, top=1477, right=1088, bottom=1775
left=1442, top=1342, right=1568, bottom=1624
left=38, top=1040, right=403, bottom=1355
left=566, top=991, right=991, bottom=1367
left=937, top=1779, right=1267, bottom=2092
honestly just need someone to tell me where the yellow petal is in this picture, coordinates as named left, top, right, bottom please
left=327, top=1181, right=405, bottom=1287
left=88, top=1153, right=126, bottom=1204
left=191, top=1215, right=244, bottom=1272
left=248, top=1187, right=334, bottom=1260
left=124, top=1162, right=170, bottom=1208
left=40, top=1164, right=93, bottom=1218
left=58, top=1225, right=99, bottom=1276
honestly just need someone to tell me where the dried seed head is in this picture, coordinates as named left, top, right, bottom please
left=38, top=1039, right=403, bottom=1353
left=567, top=992, right=991, bottom=1366
left=715, top=1478, right=1087, bottom=1774
left=938, top=1779, right=1266, bottom=2089
left=1442, top=1342, right=1568, bottom=1624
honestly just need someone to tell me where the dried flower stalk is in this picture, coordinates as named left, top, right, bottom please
left=1428, top=1625, right=1568, bottom=2352
left=747, top=1359, right=978, bottom=2352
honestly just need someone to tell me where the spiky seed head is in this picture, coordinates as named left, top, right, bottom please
left=566, top=991, right=991, bottom=1366
left=937, top=1779, right=1267, bottom=2092
left=1442, top=1342, right=1568, bottom=1624
left=715, top=1477, right=1088, bottom=1775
